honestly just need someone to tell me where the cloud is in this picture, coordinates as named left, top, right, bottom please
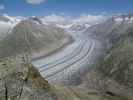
left=0, top=4, right=5, bottom=10
left=25, top=0, right=46, bottom=5
left=40, top=14, right=72, bottom=26
left=42, top=14, right=71, bottom=24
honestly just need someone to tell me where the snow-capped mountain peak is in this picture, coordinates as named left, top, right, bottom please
left=113, top=15, right=133, bottom=24
left=0, top=14, right=25, bottom=39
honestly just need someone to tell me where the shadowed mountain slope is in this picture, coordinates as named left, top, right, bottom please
left=0, top=20, right=72, bottom=58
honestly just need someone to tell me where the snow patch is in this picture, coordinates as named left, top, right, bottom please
left=114, top=17, right=123, bottom=22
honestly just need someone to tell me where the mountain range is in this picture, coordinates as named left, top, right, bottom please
left=0, top=14, right=133, bottom=100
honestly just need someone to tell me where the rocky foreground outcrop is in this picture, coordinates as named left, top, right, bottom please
left=0, top=55, right=57, bottom=100
left=0, top=54, right=122, bottom=100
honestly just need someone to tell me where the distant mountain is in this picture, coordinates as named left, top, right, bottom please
left=33, top=14, right=106, bottom=32
left=68, top=22, right=91, bottom=33
left=0, top=14, right=106, bottom=38
left=84, top=14, right=133, bottom=47
left=0, top=19, right=72, bottom=58
left=0, top=15, right=24, bottom=39
left=68, top=15, right=106, bottom=32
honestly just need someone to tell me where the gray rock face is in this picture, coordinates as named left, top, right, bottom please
left=85, top=35, right=133, bottom=100
left=97, top=34, right=133, bottom=87
left=0, top=55, right=57, bottom=100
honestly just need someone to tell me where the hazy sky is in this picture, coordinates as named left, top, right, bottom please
left=0, top=0, right=133, bottom=16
